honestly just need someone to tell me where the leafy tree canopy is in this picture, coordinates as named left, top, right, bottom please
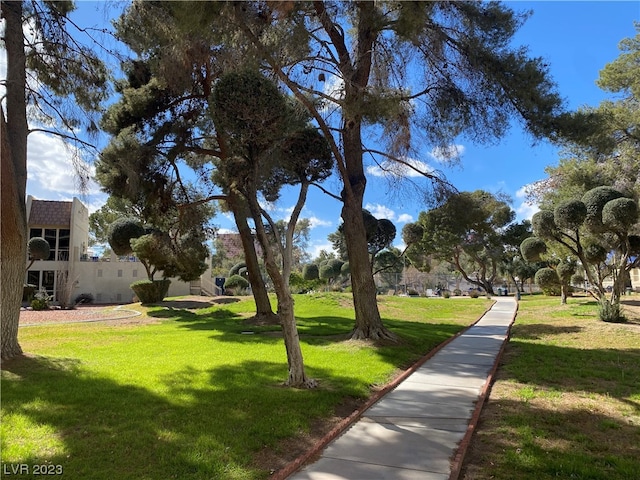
left=403, top=190, right=515, bottom=293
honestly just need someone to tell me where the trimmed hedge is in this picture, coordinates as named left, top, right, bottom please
left=131, top=279, right=171, bottom=304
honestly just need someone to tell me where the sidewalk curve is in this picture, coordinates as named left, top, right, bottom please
left=286, top=296, right=518, bottom=480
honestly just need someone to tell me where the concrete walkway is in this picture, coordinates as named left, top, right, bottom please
left=287, top=297, right=518, bottom=480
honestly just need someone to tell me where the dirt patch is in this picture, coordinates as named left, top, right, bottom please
left=19, top=305, right=142, bottom=326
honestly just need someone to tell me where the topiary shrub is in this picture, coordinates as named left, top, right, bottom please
left=442, top=290, right=451, bottom=298
left=582, top=186, right=624, bottom=233
left=535, top=267, right=561, bottom=295
left=520, top=236, right=547, bottom=262
left=453, top=288, right=462, bottom=296
left=28, top=237, right=51, bottom=262
left=108, top=218, right=145, bottom=256
left=302, top=263, right=319, bottom=281
left=224, top=274, right=250, bottom=295
left=468, top=290, right=480, bottom=298
left=229, top=262, right=247, bottom=278
left=130, top=279, right=171, bottom=304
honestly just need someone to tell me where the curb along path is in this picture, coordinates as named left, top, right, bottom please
left=287, top=297, right=518, bottom=480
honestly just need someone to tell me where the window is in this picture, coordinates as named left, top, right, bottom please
left=27, top=270, right=40, bottom=286
left=42, top=270, right=55, bottom=296
left=132, top=269, right=138, bottom=278
left=58, top=229, right=70, bottom=261
left=117, top=269, right=123, bottom=278
left=97, top=269, right=103, bottom=278
left=44, top=230, right=56, bottom=260
left=28, top=228, right=71, bottom=261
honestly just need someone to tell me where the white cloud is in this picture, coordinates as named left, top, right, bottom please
left=365, top=203, right=395, bottom=220
left=216, top=228, right=237, bottom=235
left=397, top=213, right=414, bottom=224
left=515, top=185, right=539, bottom=221
left=428, top=144, right=465, bottom=163
left=322, top=74, right=344, bottom=103
left=307, top=241, right=337, bottom=260
left=307, top=216, right=332, bottom=229
left=26, top=131, right=106, bottom=208
left=364, top=203, right=414, bottom=224
left=366, top=157, right=434, bottom=178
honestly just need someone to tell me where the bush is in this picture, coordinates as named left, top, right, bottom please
left=74, top=292, right=94, bottom=305
left=229, top=262, right=247, bottom=278
left=30, top=289, right=51, bottom=311
left=469, top=290, right=480, bottom=298
left=535, top=267, right=561, bottom=296
left=453, top=288, right=462, bottom=296
left=108, top=218, right=145, bottom=256
left=290, top=272, right=322, bottom=294
left=224, top=274, right=250, bottom=294
left=598, top=298, right=627, bottom=323
left=302, top=264, right=319, bottom=281
left=442, top=290, right=451, bottom=298
left=131, top=279, right=171, bottom=304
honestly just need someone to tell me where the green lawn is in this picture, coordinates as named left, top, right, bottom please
left=1, top=293, right=491, bottom=480
left=461, top=294, right=640, bottom=480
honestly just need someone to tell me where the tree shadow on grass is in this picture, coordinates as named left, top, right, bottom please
left=463, top=399, right=640, bottom=480
left=511, top=324, right=584, bottom=340
left=461, top=334, right=640, bottom=480
left=0, top=354, right=372, bottom=480
left=499, top=340, right=640, bottom=412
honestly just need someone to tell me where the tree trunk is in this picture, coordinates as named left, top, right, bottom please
left=245, top=191, right=315, bottom=388
left=1, top=0, right=27, bottom=361
left=228, top=192, right=277, bottom=324
left=277, top=291, right=316, bottom=388
left=560, top=284, right=569, bottom=305
left=341, top=123, right=396, bottom=342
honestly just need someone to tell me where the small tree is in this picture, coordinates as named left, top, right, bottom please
left=523, top=186, right=640, bottom=317
left=108, top=217, right=208, bottom=303
left=319, top=259, right=345, bottom=287
left=211, top=69, right=333, bottom=387
left=404, top=190, right=515, bottom=295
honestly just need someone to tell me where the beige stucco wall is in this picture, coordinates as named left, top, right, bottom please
left=72, top=254, right=192, bottom=304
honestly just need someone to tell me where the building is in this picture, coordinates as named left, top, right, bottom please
left=215, top=232, right=262, bottom=259
left=25, top=196, right=216, bottom=305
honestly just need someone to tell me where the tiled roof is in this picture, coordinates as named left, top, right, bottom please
left=29, top=200, right=72, bottom=227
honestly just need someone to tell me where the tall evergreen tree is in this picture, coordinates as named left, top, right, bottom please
left=109, top=1, right=577, bottom=341
left=1, top=0, right=108, bottom=360
left=215, top=0, right=577, bottom=339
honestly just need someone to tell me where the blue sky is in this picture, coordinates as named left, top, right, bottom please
left=16, top=1, right=640, bottom=257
